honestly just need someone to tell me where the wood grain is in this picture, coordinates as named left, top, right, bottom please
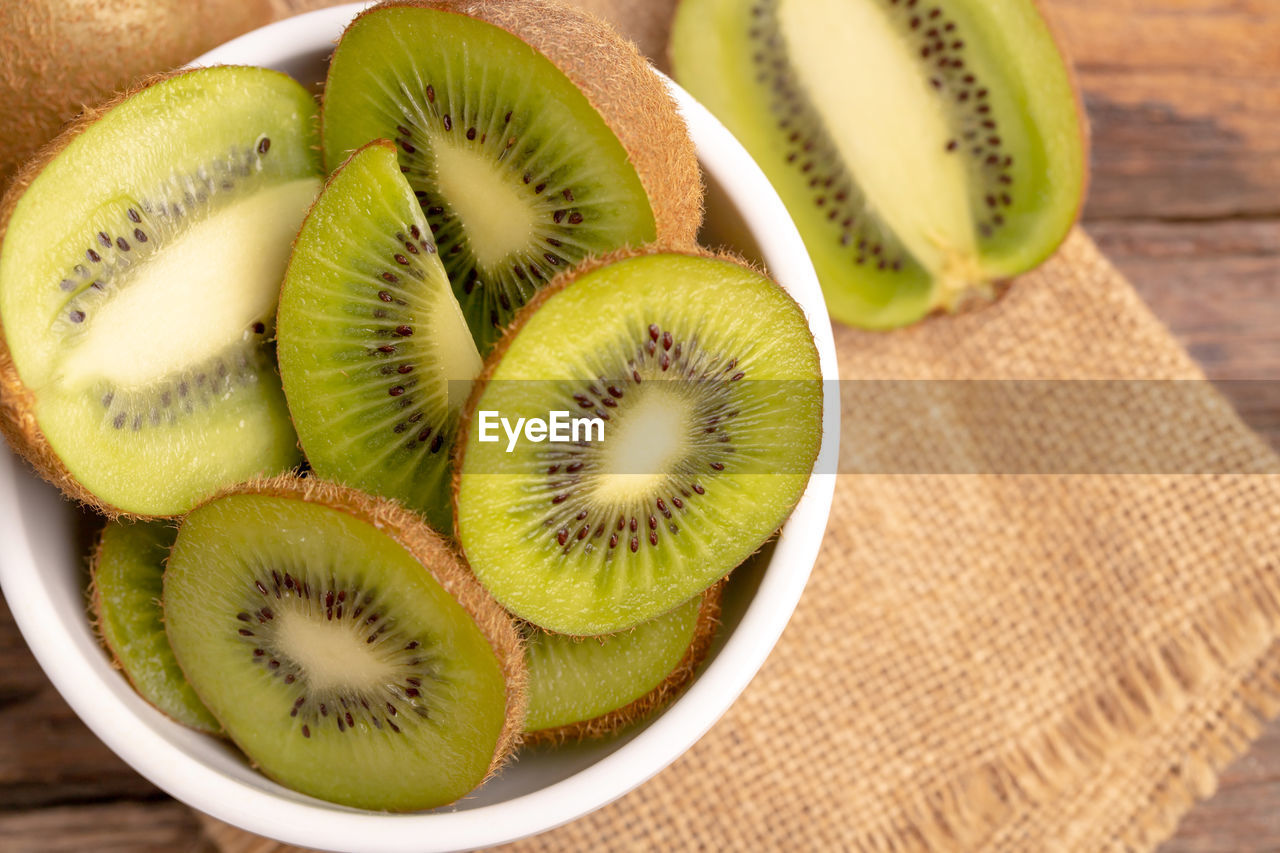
left=0, top=597, right=165, bottom=810
left=1, top=0, right=1278, bottom=850
left=1060, top=4, right=1280, bottom=844
left=0, top=802, right=210, bottom=853
left=1159, top=728, right=1280, bottom=852
left=1048, top=0, right=1280, bottom=222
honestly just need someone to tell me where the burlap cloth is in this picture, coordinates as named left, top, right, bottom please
left=189, top=3, right=1280, bottom=851
left=200, top=228, right=1280, bottom=851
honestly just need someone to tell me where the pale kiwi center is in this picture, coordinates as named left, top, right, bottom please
left=592, top=386, right=694, bottom=504
left=777, top=0, right=979, bottom=286
left=57, top=178, right=319, bottom=389
left=274, top=604, right=398, bottom=693
left=433, top=141, right=538, bottom=272
left=425, top=282, right=484, bottom=409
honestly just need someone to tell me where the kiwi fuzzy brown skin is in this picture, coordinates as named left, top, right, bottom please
left=562, top=0, right=681, bottom=68
left=0, top=0, right=274, bottom=191
left=171, top=475, right=528, bottom=785
left=524, top=582, right=723, bottom=745
left=326, top=0, right=705, bottom=251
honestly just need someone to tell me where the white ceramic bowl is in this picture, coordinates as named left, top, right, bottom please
left=0, top=4, right=839, bottom=851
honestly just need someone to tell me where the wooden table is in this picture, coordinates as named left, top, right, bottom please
left=1, top=0, right=1277, bottom=849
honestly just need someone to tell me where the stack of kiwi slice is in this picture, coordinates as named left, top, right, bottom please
left=523, top=585, right=723, bottom=741
left=164, top=478, right=525, bottom=811
left=454, top=249, right=823, bottom=636
left=0, top=0, right=830, bottom=813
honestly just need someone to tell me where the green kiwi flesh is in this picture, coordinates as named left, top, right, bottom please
left=322, top=2, right=659, bottom=352
left=163, top=481, right=520, bottom=811
left=91, top=521, right=221, bottom=735
left=278, top=141, right=480, bottom=533
left=525, top=586, right=718, bottom=738
left=671, top=0, right=1086, bottom=328
left=0, top=66, right=321, bottom=516
left=454, top=250, right=822, bottom=636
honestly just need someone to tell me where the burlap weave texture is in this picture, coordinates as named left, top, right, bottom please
left=494, top=229, right=1280, bottom=851
left=205, top=230, right=1280, bottom=852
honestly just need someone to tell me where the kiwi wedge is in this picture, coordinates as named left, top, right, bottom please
left=525, top=585, right=721, bottom=741
left=454, top=248, right=822, bottom=636
left=278, top=141, right=480, bottom=533
left=0, top=66, right=322, bottom=517
left=671, top=0, right=1087, bottom=328
left=91, top=520, right=220, bottom=735
left=321, top=0, right=704, bottom=352
left=163, top=477, right=524, bottom=812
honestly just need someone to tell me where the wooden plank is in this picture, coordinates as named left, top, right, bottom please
left=0, top=597, right=163, bottom=809
left=1160, top=724, right=1280, bottom=852
left=1087, top=220, right=1280, bottom=448
left=1089, top=220, right=1280, bottom=378
left=0, top=801, right=207, bottom=853
left=1046, top=0, right=1280, bottom=221
left=1059, top=3, right=1280, bottom=844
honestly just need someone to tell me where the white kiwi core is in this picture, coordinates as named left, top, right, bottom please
left=776, top=0, right=981, bottom=298
left=425, top=274, right=484, bottom=409
left=592, top=386, right=694, bottom=504
left=57, top=178, right=320, bottom=390
left=433, top=141, right=538, bottom=271
left=273, top=604, right=399, bottom=693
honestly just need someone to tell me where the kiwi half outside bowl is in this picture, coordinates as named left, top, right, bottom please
left=0, top=4, right=839, bottom=852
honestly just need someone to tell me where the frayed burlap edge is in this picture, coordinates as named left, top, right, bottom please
left=850, top=565, right=1280, bottom=852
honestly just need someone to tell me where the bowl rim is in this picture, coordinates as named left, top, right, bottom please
left=0, top=4, right=841, bottom=851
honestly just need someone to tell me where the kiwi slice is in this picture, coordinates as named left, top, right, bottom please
left=278, top=141, right=480, bottom=533
left=671, top=0, right=1087, bottom=328
left=454, top=248, right=822, bottom=635
left=321, top=0, right=703, bottom=352
left=525, top=585, right=721, bottom=742
left=163, top=477, right=525, bottom=812
left=90, top=520, right=220, bottom=735
left=0, top=66, right=322, bottom=517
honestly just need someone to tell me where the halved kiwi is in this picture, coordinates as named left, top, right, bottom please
left=671, top=0, right=1087, bottom=328
left=163, top=477, right=525, bottom=812
left=454, top=248, right=822, bottom=636
left=278, top=141, right=480, bottom=533
left=91, top=520, right=220, bottom=735
left=525, top=584, right=721, bottom=741
left=0, top=66, right=322, bottom=517
left=321, top=0, right=704, bottom=352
